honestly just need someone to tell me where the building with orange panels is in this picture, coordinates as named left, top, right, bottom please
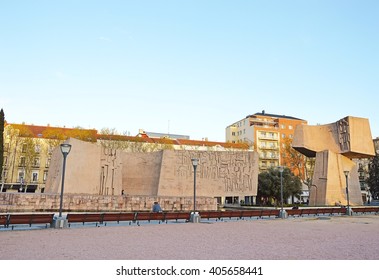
left=225, top=111, right=308, bottom=172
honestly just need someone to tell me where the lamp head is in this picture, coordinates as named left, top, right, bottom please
left=278, top=166, right=284, bottom=173
left=344, top=170, right=349, bottom=177
left=191, top=158, right=199, bottom=167
left=60, top=143, right=72, bottom=156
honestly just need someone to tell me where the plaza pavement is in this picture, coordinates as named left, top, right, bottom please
left=0, top=215, right=378, bottom=260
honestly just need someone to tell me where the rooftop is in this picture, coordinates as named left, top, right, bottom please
left=247, top=110, right=305, bottom=121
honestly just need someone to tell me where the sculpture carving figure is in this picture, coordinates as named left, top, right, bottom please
left=292, top=116, right=375, bottom=206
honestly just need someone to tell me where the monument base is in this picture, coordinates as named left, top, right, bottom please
left=51, top=216, right=68, bottom=229
left=279, top=209, right=288, bottom=219
left=190, top=212, right=201, bottom=223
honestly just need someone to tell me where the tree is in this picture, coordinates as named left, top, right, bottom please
left=281, top=136, right=306, bottom=179
left=0, top=109, right=4, bottom=183
left=257, top=167, right=302, bottom=206
left=367, top=155, right=379, bottom=200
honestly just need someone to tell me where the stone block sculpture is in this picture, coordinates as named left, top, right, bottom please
left=292, top=116, right=375, bottom=206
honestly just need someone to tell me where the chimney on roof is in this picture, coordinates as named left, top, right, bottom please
left=262, top=110, right=265, bottom=115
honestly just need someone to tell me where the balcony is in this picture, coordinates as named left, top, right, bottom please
left=259, top=154, right=279, bottom=160
left=259, top=145, right=278, bottom=150
left=258, top=134, right=278, bottom=140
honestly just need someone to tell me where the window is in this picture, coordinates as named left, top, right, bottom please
left=282, top=133, right=286, bottom=139
left=19, top=156, right=26, bottom=166
left=1, top=170, right=8, bottom=180
left=289, top=125, right=293, bottom=130
left=33, top=157, right=40, bottom=167
left=35, top=145, right=41, bottom=153
left=32, top=172, right=38, bottom=182
left=4, top=143, right=10, bottom=152
left=232, top=132, right=235, bottom=136
left=43, top=170, right=48, bottom=182
left=289, top=134, right=293, bottom=139
left=281, top=124, right=286, bottom=129
left=3, top=156, right=7, bottom=166
left=45, top=158, right=51, bottom=168
left=48, top=146, right=54, bottom=154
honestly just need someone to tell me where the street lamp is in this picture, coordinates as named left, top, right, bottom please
left=190, top=158, right=200, bottom=223
left=59, top=143, right=71, bottom=218
left=278, top=166, right=287, bottom=219
left=344, top=170, right=352, bottom=216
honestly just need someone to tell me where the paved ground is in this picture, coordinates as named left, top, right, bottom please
left=1, top=215, right=378, bottom=260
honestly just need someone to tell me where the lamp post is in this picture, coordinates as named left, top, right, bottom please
left=278, top=166, right=287, bottom=219
left=344, top=170, right=352, bottom=216
left=58, top=143, right=71, bottom=218
left=190, top=158, right=200, bottom=223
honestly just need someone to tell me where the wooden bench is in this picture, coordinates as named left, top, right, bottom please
left=7, top=213, right=54, bottom=229
left=260, top=209, right=279, bottom=218
left=330, top=207, right=346, bottom=215
left=351, top=207, right=379, bottom=215
left=286, top=209, right=302, bottom=217
left=199, top=211, right=221, bottom=220
left=0, top=214, right=9, bottom=228
left=163, top=212, right=190, bottom=222
left=66, top=213, right=103, bottom=227
left=135, top=212, right=165, bottom=224
left=219, top=211, right=242, bottom=220
left=102, top=212, right=136, bottom=225
left=240, top=210, right=262, bottom=219
left=316, top=208, right=333, bottom=216
left=300, top=208, right=319, bottom=216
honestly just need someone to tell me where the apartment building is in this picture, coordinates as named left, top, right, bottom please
left=225, top=110, right=307, bottom=172
left=1, top=123, right=97, bottom=193
left=1, top=123, right=249, bottom=193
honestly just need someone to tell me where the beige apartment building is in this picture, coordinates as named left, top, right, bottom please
left=225, top=111, right=307, bottom=172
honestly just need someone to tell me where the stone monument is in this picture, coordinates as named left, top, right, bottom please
left=45, top=138, right=259, bottom=207
left=292, top=116, right=375, bottom=206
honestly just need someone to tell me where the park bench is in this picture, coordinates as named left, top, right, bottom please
left=7, top=213, right=54, bottom=230
left=102, top=212, right=136, bottom=225
left=163, top=212, right=190, bottom=222
left=66, top=213, right=103, bottom=227
left=330, top=207, right=346, bottom=215
left=300, top=208, right=318, bottom=216
left=260, top=209, right=279, bottom=218
left=240, top=210, right=262, bottom=219
left=351, top=207, right=379, bottom=215
left=199, top=211, right=221, bottom=221
left=135, top=212, right=165, bottom=224
left=286, top=208, right=302, bottom=217
left=316, top=208, right=333, bottom=216
left=219, top=210, right=242, bottom=220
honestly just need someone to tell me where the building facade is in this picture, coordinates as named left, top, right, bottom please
left=225, top=111, right=307, bottom=172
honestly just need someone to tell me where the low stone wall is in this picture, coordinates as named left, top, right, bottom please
left=0, top=193, right=217, bottom=213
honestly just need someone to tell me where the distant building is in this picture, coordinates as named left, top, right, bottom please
left=225, top=110, right=307, bottom=172
left=137, top=129, right=190, bottom=140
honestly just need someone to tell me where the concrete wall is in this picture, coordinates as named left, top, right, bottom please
left=45, top=139, right=259, bottom=202
left=157, top=150, right=258, bottom=198
left=0, top=193, right=217, bottom=213
left=311, top=150, right=362, bottom=206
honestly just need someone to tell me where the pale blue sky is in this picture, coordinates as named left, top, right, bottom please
left=1, top=0, right=378, bottom=141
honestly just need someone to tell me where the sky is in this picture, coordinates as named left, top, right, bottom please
left=1, top=0, right=378, bottom=142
